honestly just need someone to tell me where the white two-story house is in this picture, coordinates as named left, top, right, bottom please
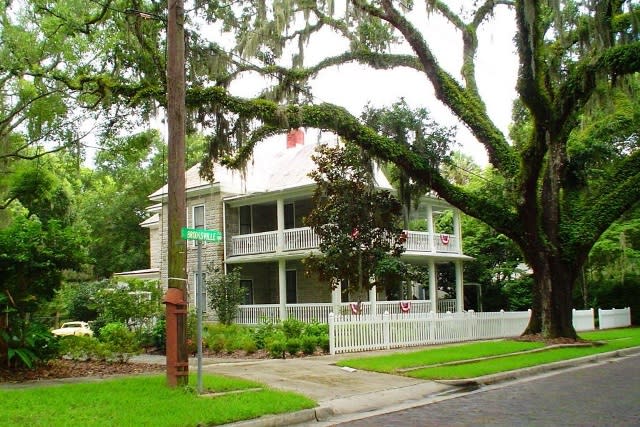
left=141, top=131, right=472, bottom=323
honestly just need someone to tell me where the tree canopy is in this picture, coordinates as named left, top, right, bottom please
left=4, top=1, right=640, bottom=338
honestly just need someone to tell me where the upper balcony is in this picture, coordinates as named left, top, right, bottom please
left=228, top=226, right=461, bottom=258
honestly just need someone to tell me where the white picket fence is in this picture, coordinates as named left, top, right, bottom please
left=598, top=307, right=631, bottom=329
left=327, top=307, right=633, bottom=354
left=572, top=308, right=595, bottom=332
left=328, top=310, right=532, bottom=355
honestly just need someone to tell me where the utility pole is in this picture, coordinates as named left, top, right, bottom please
left=165, top=0, right=188, bottom=387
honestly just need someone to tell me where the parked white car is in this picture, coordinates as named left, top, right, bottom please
left=51, top=321, right=93, bottom=337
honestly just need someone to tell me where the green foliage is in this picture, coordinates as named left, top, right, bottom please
left=58, top=335, right=108, bottom=361
left=304, top=142, right=407, bottom=292
left=252, top=317, right=280, bottom=349
left=92, top=279, right=162, bottom=335
left=151, top=317, right=167, bottom=352
left=588, top=273, right=640, bottom=325
left=285, top=338, right=301, bottom=355
left=0, top=213, right=88, bottom=336
left=1, top=320, right=59, bottom=369
left=98, top=322, right=140, bottom=362
left=282, top=318, right=305, bottom=339
left=204, top=323, right=256, bottom=354
left=206, top=268, right=245, bottom=325
left=503, top=277, right=534, bottom=311
left=82, top=131, right=167, bottom=278
left=266, top=331, right=287, bottom=359
left=301, top=335, right=318, bottom=355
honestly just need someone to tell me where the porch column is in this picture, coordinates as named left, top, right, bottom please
left=428, top=259, right=437, bottom=313
left=331, top=281, right=341, bottom=314
left=453, top=208, right=462, bottom=253
left=276, top=198, right=285, bottom=252
left=369, top=285, right=377, bottom=316
left=278, top=259, right=287, bottom=321
left=455, top=260, right=464, bottom=312
left=427, top=204, right=435, bottom=252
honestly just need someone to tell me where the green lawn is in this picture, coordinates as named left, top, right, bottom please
left=337, top=327, right=640, bottom=380
left=0, top=373, right=316, bottom=426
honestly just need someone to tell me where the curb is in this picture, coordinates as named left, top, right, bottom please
left=224, top=406, right=334, bottom=427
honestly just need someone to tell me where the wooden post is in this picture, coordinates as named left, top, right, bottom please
left=165, top=0, right=188, bottom=387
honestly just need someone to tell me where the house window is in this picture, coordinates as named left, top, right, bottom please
left=286, top=270, right=297, bottom=303
left=239, top=205, right=252, bottom=234
left=284, top=203, right=295, bottom=229
left=240, top=279, right=253, bottom=305
left=193, top=205, right=205, bottom=229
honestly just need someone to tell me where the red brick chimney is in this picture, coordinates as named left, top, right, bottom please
left=286, top=128, right=304, bottom=148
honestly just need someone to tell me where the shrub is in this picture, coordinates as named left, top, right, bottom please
left=206, top=268, right=245, bottom=325
left=252, top=317, right=279, bottom=349
left=265, top=330, right=287, bottom=358
left=151, top=318, right=166, bottom=352
left=318, top=335, right=330, bottom=353
left=301, top=335, right=318, bottom=355
left=303, top=321, right=328, bottom=339
left=59, top=335, right=106, bottom=361
left=99, top=322, right=140, bottom=362
left=282, top=318, right=305, bottom=339
left=285, top=338, right=301, bottom=355
left=239, top=336, right=257, bottom=354
left=208, top=334, right=226, bottom=353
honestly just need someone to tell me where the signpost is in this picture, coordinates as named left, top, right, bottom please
left=181, top=227, right=222, bottom=393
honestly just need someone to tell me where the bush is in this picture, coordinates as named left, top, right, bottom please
left=318, top=335, right=330, bottom=353
left=1, top=320, right=62, bottom=369
left=301, top=335, right=318, bottom=355
left=265, top=330, right=287, bottom=358
left=252, top=317, right=279, bottom=349
left=151, top=318, right=166, bottom=352
left=58, top=335, right=108, bottom=361
left=285, top=338, right=301, bottom=355
left=99, top=322, right=140, bottom=362
left=206, top=268, right=245, bottom=325
left=239, top=336, right=257, bottom=354
left=282, top=318, right=305, bottom=339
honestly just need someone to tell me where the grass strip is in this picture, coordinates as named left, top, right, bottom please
left=336, top=340, right=545, bottom=373
left=337, top=328, right=640, bottom=380
left=0, top=373, right=316, bottom=426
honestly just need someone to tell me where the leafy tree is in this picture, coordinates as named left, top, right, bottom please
left=206, top=267, right=245, bottom=325
left=361, top=99, right=455, bottom=227
left=304, top=143, right=407, bottom=294
left=79, top=130, right=166, bottom=277
left=0, top=214, right=88, bottom=366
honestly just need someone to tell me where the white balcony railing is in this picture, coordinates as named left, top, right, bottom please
left=229, top=227, right=460, bottom=257
left=283, top=227, right=321, bottom=251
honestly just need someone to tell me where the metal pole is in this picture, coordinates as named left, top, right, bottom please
left=196, top=240, right=203, bottom=394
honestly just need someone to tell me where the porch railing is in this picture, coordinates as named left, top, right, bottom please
left=232, top=299, right=458, bottom=325
left=231, top=231, right=278, bottom=256
left=229, top=227, right=460, bottom=257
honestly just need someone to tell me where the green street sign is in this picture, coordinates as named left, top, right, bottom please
left=181, top=227, right=222, bottom=242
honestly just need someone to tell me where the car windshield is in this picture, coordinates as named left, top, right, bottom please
left=64, top=323, right=81, bottom=328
